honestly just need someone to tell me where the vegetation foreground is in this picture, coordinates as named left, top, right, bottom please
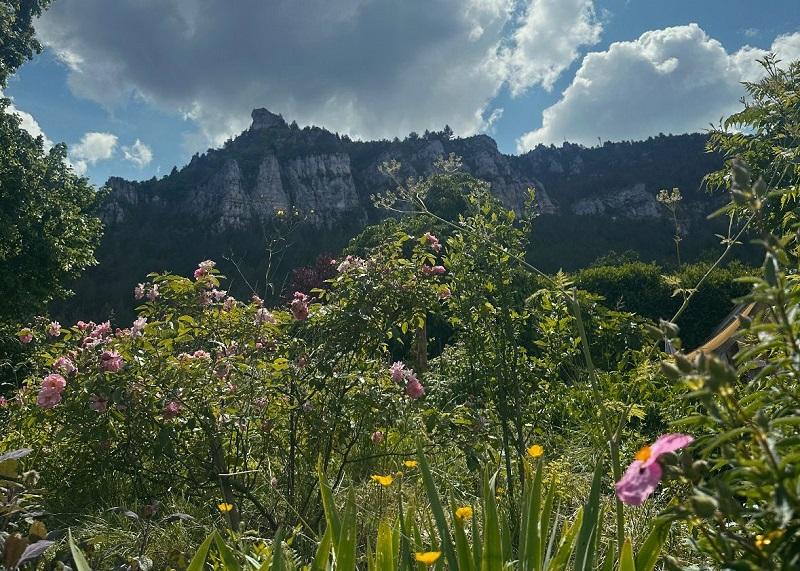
left=2, top=2, right=800, bottom=568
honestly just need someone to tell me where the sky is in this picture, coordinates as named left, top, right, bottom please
left=4, top=0, right=800, bottom=186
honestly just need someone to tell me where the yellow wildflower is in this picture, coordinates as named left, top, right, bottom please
left=455, top=506, right=473, bottom=521
left=403, top=460, right=418, bottom=468
left=370, top=474, right=394, bottom=487
left=415, top=551, right=442, bottom=565
left=527, top=444, right=544, bottom=458
left=755, top=530, right=783, bottom=549
left=218, top=503, right=234, bottom=513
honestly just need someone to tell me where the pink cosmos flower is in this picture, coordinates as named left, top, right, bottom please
left=99, top=350, right=124, bottom=373
left=405, top=375, right=425, bottom=400
left=134, top=283, right=145, bottom=299
left=163, top=400, right=182, bottom=420
left=53, top=356, right=77, bottom=375
left=18, top=329, right=33, bottom=344
left=290, top=292, right=310, bottom=321
left=615, top=433, right=694, bottom=505
left=371, top=430, right=384, bottom=444
left=89, top=393, right=109, bottom=412
left=48, top=321, right=61, bottom=337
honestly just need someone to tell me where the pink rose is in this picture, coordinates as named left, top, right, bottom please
left=99, top=350, right=124, bottom=373
left=42, top=373, right=66, bottom=392
left=390, top=361, right=410, bottom=385
left=290, top=292, right=310, bottom=321
left=424, top=232, right=442, bottom=253
left=89, top=393, right=109, bottom=412
left=48, top=321, right=61, bottom=337
left=405, top=375, right=425, bottom=400
left=163, top=400, right=182, bottom=420
left=18, top=329, right=33, bottom=344
left=615, top=433, right=694, bottom=505
left=53, top=356, right=77, bottom=375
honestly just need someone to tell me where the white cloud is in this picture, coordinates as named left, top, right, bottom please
left=1, top=90, right=53, bottom=148
left=122, top=138, right=153, bottom=167
left=517, top=25, right=800, bottom=151
left=37, top=0, right=601, bottom=147
left=500, top=0, right=602, bottom=94
left=71, top=131, right=118, bottom=166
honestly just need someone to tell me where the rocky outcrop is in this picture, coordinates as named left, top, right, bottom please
left=102, top=109, right=719, bottom=235
left=571, top=183, right=660, bottom=218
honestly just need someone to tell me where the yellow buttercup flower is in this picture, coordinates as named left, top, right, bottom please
left=415, top=551, right=442, bottom=565
left=455, top=506, right=473, bottom=521
left=403, top=460, right=418, bottom=468
left=218, top=503, right=234, bottom=513
left=370, top=474, right=394, bottom=487
left=527, top=444, right=544, bottom=458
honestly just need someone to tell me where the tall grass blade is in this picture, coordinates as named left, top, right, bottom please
left=310, top=526, right=332, bottom=571
left=68, top=530, right=93, bottom=571
left=416, top=443, right=458, bottom=571
left=634, top=519, right=672, bottom=571
left=547, top=509, right=582, bottom=571
left=617, top=538, right=635, bottom=571
left=480, top=468, right=503, bottom=571
left=574, top=462, right=604, bottom=571
left=377, top=520, right=395, bottom=571
left=214, top=531, right=243, bottom=571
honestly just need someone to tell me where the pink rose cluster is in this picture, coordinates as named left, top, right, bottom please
left=290, top=292, right=310, bottom=321
left=99, top=350, right=124, bottom=373
left=421, top=264, right=446, bottom=277
left=615, top=433, right=694, bottom=505
left=134, top=283, right=160, bottom=301
left=194, top=259, right=216, bottom=280
left=336, top=255, right=365, bottom=273
left=47, top=321, right=61, bottom=337
left=37, top=373, right=66, bottom=409
left=423, top=233, right=442, bottom=253
left=389, top=361, right=425, bottom=400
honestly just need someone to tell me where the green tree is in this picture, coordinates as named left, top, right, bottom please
left=0, top=0, right=102, bottom=379
left=0, top=0, right=53, bottom=86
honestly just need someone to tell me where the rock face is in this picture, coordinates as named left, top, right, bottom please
left=102, top=108, right=722, bottom=235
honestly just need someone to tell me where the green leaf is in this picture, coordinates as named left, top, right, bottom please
left=377, top=520, right=395, bottom=571
left=310, top=526, right=332, bottom=571
left=574, top=462, right=604, bottom=571
left=271, top=528, right=286, bottom=571
left=214, top=531, right=242, bottom=571
left=68, top=530, right=93, bottom=571
left=416, top=443, right=458, bottom=571
left=634, top=519, right=672, bottom=571
left=480, top=468, right=503, bottom=571
left=548, top=509, right=583, bottom=571
left=617, top=538, right=635, bottom=571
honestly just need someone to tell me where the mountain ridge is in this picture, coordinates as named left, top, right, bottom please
left=64, top=109, right=730, bottom=322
